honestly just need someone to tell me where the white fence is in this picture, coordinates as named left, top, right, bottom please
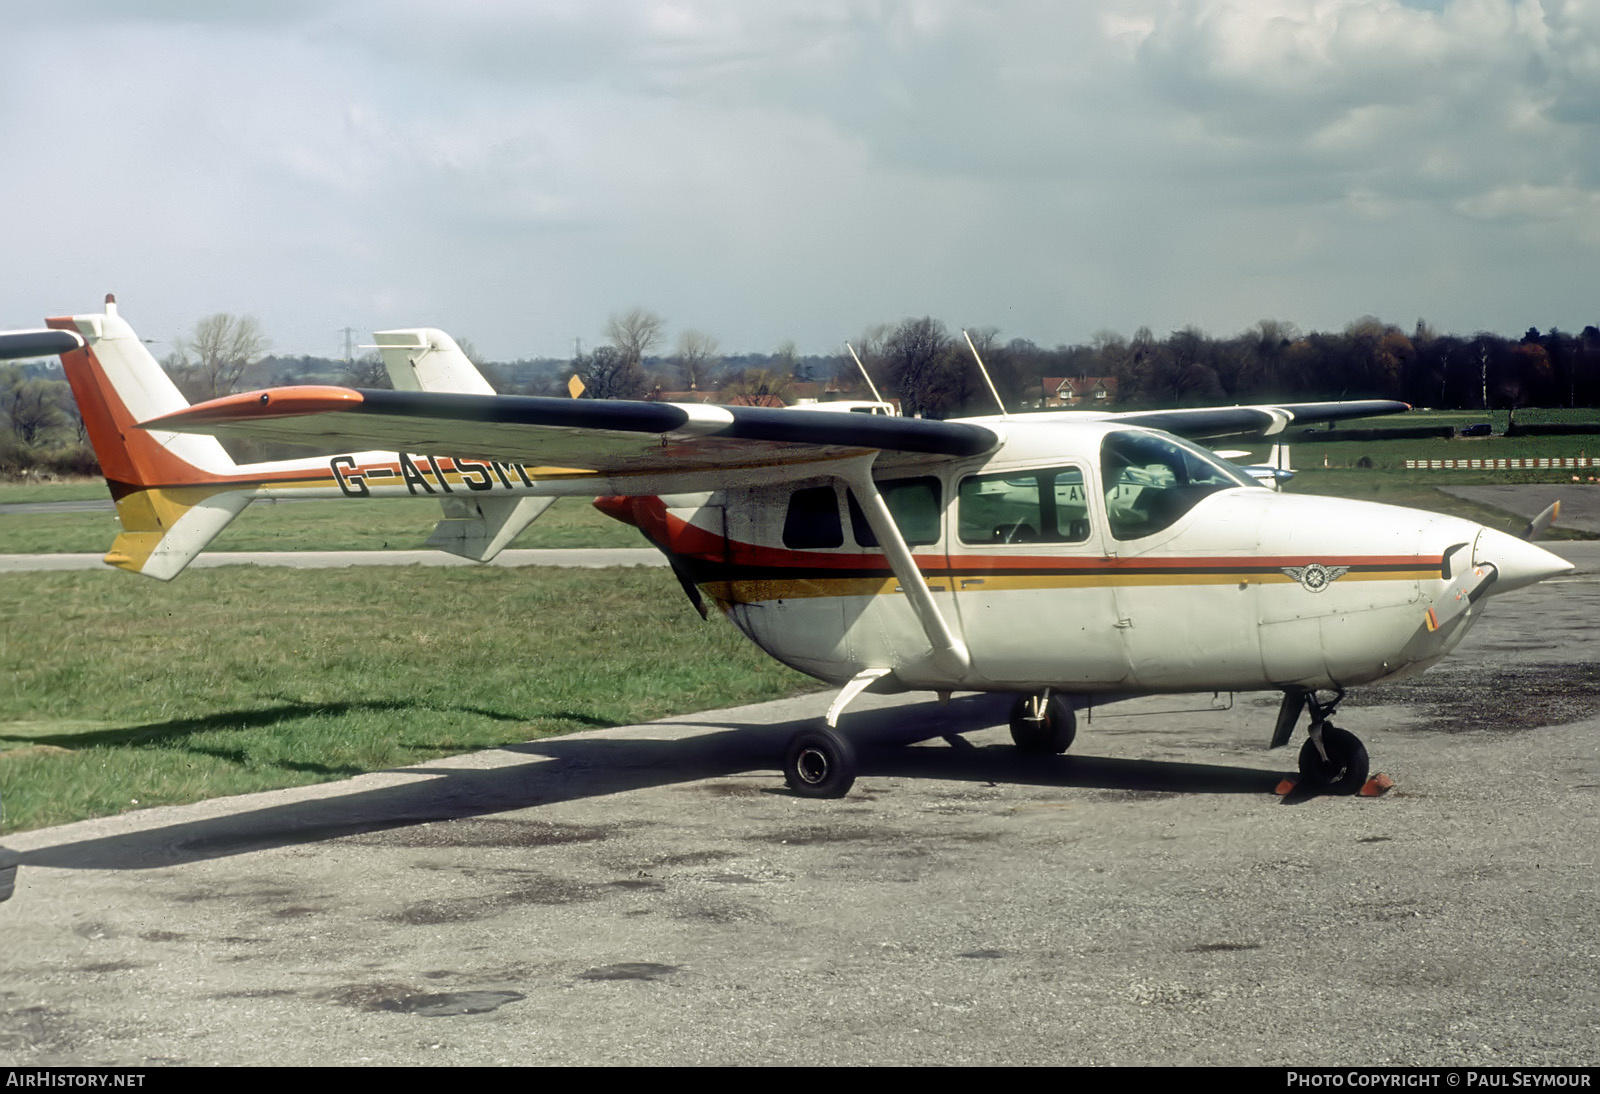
left=1402, top=457, right=1600, bottom=470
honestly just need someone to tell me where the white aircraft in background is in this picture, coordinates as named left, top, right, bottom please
left=0, top=297, right=1572, bottom=799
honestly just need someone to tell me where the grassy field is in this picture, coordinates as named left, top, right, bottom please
left=0, top=566, right=820, bottom=834
left=0, top=480, right=111, bottom=503
left=0, top=492, right=645, bottom=553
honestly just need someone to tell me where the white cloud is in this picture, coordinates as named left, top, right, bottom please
left=2, top=1, right=1597, bottom=359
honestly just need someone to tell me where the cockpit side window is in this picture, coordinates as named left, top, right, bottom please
left=957, top=466, right=1092, bottom=545
left=846, top=477, right=942, bottom=548
left=782, top=485, right=844, bottom=549
left=1100, top=431, right=1251, bottom=541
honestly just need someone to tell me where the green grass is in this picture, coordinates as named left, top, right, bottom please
left=0, top=566, right=820, bottom=833
left=1238, top=421, right=1600, bottom=473
left=1387, top=407, right=1599, bottom=428
left=0, top=479, right=110, bottom=503
left=0, top=495, right=645, bottom=553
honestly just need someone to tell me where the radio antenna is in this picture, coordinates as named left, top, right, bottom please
left=962, top=329, right=1008, bottom=417
left=844, top=342, right=887, bottom=406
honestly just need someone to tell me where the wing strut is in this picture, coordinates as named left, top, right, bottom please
left=839, top=457, right=970, bottom=677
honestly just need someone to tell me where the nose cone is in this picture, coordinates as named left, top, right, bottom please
left=1474, top=527, right=1574, bottom=594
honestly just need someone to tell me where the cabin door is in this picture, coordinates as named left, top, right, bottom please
left=947, top=463, right=1130, bottom=689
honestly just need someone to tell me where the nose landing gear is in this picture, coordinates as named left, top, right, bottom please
left=1298, top=723, right=1370, bottom=795
left=1276, top=688, right=1371, bottom=795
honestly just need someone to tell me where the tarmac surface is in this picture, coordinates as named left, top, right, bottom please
left=1440, top=484, right=1600, bottom=535
left=0, top=548, right=1597, bottom=1066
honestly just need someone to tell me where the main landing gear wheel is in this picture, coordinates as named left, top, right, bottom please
left=1009, top=693, right=1077, bottom=754
left=1297, top=725, right=1370, bottom=795
left=784, top=727, right=857, bottom=799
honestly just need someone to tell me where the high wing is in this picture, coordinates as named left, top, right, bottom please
left=146, top=388, right=1408, bottom=486
left=1078, top=400, right=1409, bottom=440
left=144, top=387, right=1002, bottom=489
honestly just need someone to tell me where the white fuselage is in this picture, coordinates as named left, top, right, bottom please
left=609, top=418, right=1563, bottom=698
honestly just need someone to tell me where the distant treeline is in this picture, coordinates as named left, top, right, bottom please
left=1065, top=318, right=1600, bottom=417
left=372, top=315, right=1600, bottom=420
left=876, top=317, right=1600, bottom=420
left=4, top=313, right=1599, bottom=475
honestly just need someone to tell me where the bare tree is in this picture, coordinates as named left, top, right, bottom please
left=772, top=339, right=800, bottom=379
left=833, top=323, right=890, bottom=393
left=675, top=330, right=720, bottom=391
left=605, top=308, right=667, bottom=373
left=172, top=314, right=270, bottom=400
left=574, top=344, right=647, bottom=400
left=0, top=371, right=69, bottom=446
left=342, top=353, right=392, bottom=389
left=882, top=316, right=956, bottom=418
left=722, top=366, right=793, bottom=403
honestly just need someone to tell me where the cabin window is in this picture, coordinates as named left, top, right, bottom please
left=847, top=477, right=942, bottom=548
left=782, top=485, right=844, bottom=549
left=957, top=467, right=1091, bottom=545
left=1100, top=431, right=1251, bottom=540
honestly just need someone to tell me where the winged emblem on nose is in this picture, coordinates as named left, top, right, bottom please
left=1282, top=563, right=1351, bottom=593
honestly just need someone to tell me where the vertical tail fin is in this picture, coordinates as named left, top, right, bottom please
left=41, top=296, right=253, bottom=579
left=373, top=328, right=552, bottom=558
left=373, top=328, right=496, bottom=395
left=1266, top=443, right=1291, bottom=491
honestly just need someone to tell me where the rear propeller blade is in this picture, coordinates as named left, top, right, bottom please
left=1520, top=500, right=1560, bottom=541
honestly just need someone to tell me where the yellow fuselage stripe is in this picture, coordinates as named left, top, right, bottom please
left=704, top=569, right=1439, bottom=603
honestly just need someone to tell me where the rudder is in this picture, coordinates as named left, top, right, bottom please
left=42, top=296, right=252, bottom=579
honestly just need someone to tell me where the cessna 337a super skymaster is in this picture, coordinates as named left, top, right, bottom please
left=1, top=297, right=1574, bottom=798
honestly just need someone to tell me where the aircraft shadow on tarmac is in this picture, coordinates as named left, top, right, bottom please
left=19, top=693, right=1290, bottom=873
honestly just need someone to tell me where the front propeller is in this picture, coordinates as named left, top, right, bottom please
left=1473, top=526, right=1573, bottom=595
left=1426, top=545, right=1497, bottom=632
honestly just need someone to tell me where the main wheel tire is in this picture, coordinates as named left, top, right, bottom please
left=1297, top=725, right=1370, bottom=795
left=784, top=727, right=857, bottom=799
left=1008, top=694, right=1077, bottom=754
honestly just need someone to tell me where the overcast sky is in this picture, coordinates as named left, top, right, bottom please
left=2, top=1, right=1597, bottom=361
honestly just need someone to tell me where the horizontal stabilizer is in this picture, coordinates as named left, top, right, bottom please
left=0, top=329, right=85, bottom=360
left=427, top=495, right=555, bottom=561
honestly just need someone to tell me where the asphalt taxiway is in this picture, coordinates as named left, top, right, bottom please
left=1441, top=484, right=1600, bottom=535
left=1, top=546, right=1596, bottom=1067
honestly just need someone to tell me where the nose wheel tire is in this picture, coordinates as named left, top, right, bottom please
left=1008, top=693, right=1077, bottom=754
left=784, top=727, right=857, bottom=798
left=1297, top=725, right=1370, bottom=795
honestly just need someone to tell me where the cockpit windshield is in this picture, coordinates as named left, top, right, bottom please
left=1100, top=430, right=1255, bottom=540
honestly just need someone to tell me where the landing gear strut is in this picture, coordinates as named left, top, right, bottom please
left=784, top=727, right=857, bottom=798
left=1009, top=692, right=1077, bottom=754
left=1288, top=688, right=1370, bottom=795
